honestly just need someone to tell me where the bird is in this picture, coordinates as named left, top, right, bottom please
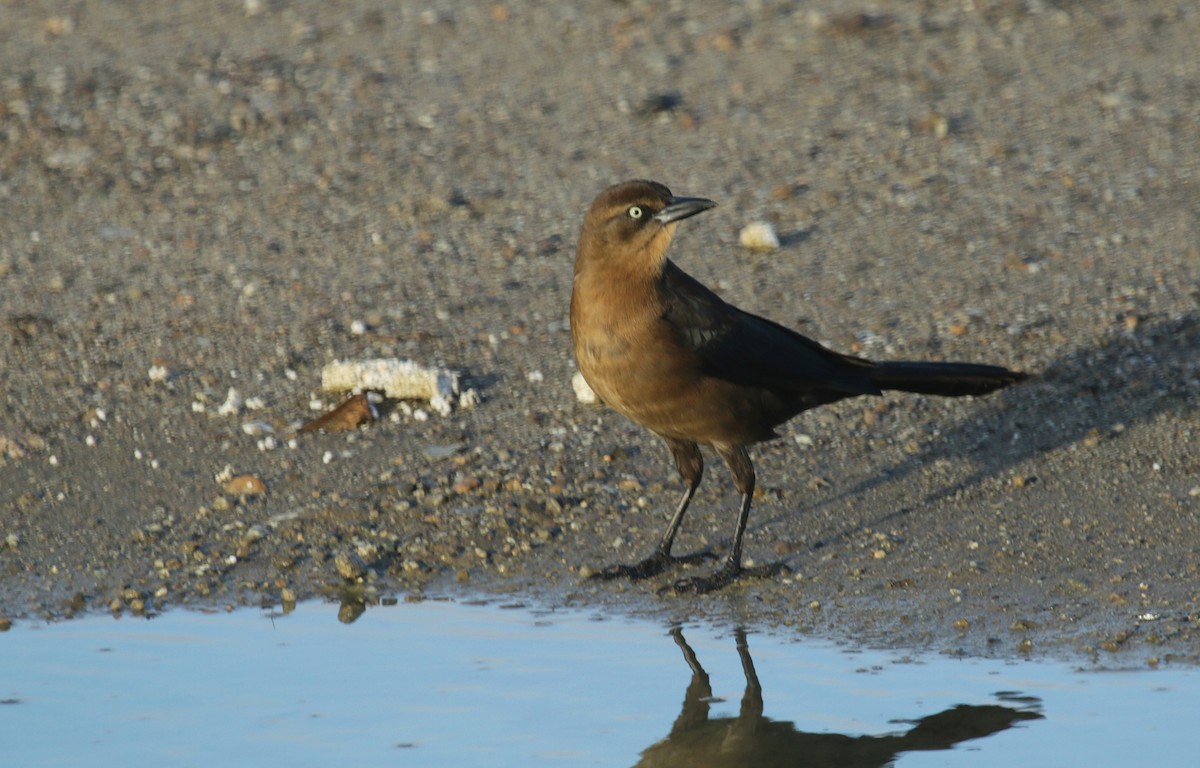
left=570, top=179, right=1028, bottom=594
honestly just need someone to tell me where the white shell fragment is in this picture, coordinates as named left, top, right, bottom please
left=320, top=358, right=473, bottom=416
left=738, top=221, right=780, bottom=251
left=217, top=388, right=244, bottom=416
left=572, top=371, right=598, bottom=404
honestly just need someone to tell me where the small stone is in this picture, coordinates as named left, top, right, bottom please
left=335, top=551, right=368, bottom=581
left=953, top=618, right=970, bottom=631
left=43, top=16, right=74, bottom=36
left=424, top=443, right=466, bottom=460
left=1011, top=474, right=1036, bottom=488
left=241, top=420, right=274, bottom=436
left=572, top=371, right=598, bottom=404
left=217, top=388, right=243, bottom=416
left=223, top=474, right=267, bottom=496
left=738, top=221, right=780, bottom=251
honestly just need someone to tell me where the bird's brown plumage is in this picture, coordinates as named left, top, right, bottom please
left=571, top=179, right=1027, bottom=593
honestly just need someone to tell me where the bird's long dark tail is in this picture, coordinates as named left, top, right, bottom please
left=871, top=361, right=1028, bottom=397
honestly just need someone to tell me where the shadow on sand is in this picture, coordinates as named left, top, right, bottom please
left=750, top=312, right=1200, bottom=555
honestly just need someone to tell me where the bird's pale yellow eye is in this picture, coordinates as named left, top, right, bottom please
left=628, top=205, right=643, bottom=219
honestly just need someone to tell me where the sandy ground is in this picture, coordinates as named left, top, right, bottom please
left=2, top=0, right=1198, bottom=662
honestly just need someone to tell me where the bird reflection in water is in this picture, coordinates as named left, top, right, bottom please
left=635, top=628, right=1042, bottom=767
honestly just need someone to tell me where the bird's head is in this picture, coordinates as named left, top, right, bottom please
left=575, top=180, right=715, bottom=276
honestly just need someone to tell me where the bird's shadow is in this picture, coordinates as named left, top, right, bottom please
left=776, top=228, right=814, bottom=249
left=756, top=311, right=1200, bottom=550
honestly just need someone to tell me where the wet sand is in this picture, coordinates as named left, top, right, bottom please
left=2, top=1, right=1198, bottom=661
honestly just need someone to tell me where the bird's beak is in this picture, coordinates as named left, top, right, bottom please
left=654, top=196, right=716, bottom=224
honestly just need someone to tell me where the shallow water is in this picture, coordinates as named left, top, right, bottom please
left=2, top=599, right=1195, bottom=766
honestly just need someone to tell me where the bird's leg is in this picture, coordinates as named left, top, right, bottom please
left=590, top=439, right=707, bottom=581
left=671, top=444, right=755, bottom=594
left=669, top=626, right=715, bottom=727
left=734, top=628, right=764, bottom=719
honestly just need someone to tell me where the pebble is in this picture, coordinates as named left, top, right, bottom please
left=738, top=221, right=780, bottom=251
left=335, top=551, right=369, bottom=581
left=217, top=388, right=243, bottom=416
left=223, top=475, right=267, bottom=496
left=425, top=443, right=466, bottom=460
left=572, top=371, right=598, bottom=404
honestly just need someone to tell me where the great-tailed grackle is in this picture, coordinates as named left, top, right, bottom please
left=570, top=180, right=1028, bottom=594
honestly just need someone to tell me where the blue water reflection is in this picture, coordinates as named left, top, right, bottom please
left=1, top=599, right=1195, bottom=766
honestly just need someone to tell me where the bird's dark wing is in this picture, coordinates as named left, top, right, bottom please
left=660, top=261, right=882, bottom=396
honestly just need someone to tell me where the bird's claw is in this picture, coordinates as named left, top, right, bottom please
left=665, top=562, right=744, bottom=595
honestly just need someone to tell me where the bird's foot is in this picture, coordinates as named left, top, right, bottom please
left=666, top=560, right=744, bottom=594
left=664, top=560, right=790, bottom=595
left=588, top=549, right=715, bottom=582
left=589, top=550, right=676, bottom=581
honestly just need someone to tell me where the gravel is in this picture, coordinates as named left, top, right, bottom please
left=2, top=0, right=1198, bottom=663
